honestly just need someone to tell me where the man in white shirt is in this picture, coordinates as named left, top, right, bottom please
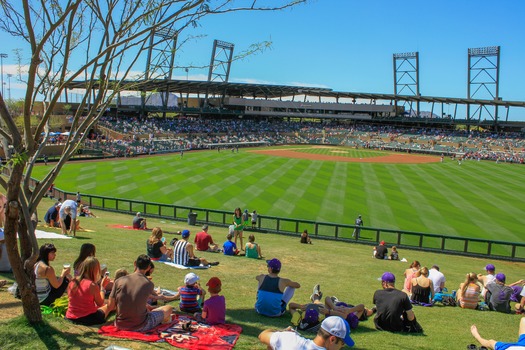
left=59, top=199, right=79, bottom=237
left=428, top=265, right=446, bottom=293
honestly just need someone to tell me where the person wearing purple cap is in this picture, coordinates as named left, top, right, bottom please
left=478, top=263, right=496, bottom=299
left=470, top=317, right=525, bottom=350
left=485, top=273, right=513, bottom=313
left=259, top=315, right=354, bottom=349
left=372, top=272, right=422, bottom=333
left=255, top=258, right=301, bottom=317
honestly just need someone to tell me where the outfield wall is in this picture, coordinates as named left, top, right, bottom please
left=49, top=187, right=525, bottom=262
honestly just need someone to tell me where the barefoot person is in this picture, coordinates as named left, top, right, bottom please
left=470, top=317, right=525, bottom=349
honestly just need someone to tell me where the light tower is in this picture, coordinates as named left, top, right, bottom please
left=0, top=53, right=7, bottom=98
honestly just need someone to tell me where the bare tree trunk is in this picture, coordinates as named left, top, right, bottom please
left=4, top=163, right=42, bottom=323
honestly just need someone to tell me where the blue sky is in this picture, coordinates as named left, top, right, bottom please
left=2, top=0, right=525, bottom=120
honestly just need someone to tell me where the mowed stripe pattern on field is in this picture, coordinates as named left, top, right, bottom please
left=34, top=147, right=525, bottom=242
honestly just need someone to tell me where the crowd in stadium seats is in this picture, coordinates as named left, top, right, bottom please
left=65, top=116, right=524, bottom=164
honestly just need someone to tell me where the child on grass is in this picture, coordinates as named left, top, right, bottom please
left=223, top=233, right=240, bottom=256
left=195, top=277, right=226, bottom=325
left=178, top=272, right=206, bottom=313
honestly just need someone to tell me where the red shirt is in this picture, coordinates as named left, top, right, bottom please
left=66, top=279, right=98, bottom=319
left=194, top=231, right=214, bottom=251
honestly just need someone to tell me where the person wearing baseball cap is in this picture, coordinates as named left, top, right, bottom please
left=195, top=277, right=226, bottom=325
left=372, top=272, right=423, bottom=333
left=255, top=258, right=301, bottom=317
left=485, top=273, right=513, bottom=313
left=478, top=263, right=496, bottom=299
left=173, top=229, right=219, bottom=267
left=259, top=315, right=354, bottom=349
left=374, top=240, right=388, bottom=260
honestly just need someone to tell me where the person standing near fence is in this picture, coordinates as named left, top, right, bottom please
left=352, top=215, right=363, bottom=239
left=232, top=208, right=244, bottom=251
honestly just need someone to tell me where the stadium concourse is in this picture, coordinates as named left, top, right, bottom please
left=72, top=116, right=525, bottom=164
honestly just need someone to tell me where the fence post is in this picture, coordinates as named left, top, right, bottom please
left=441, top=237, right=445, bottom=250
left=116, top=199, right=119, bottom=211
left=512, top=245, right=516, bottom=259
left=315, top=223, right=319, bottom=236
left=376, top=230, right=380, bottom=242
left=397, top=232, right=401, bottom=245
left=295, top=221, right=299, bottom=233
left=464, top=240, right=469, bottom=253
left=335, top=226, right=339, bottom=239
left=418, top=234, right=423, bottom=248
left=277, top=219, right=280, bottom=232
left=487, top=242, right=492, bottom=256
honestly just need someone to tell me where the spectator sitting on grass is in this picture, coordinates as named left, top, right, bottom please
left=34, top=243, right=72, bottom=306
left=470, top=317, right=525, bottom=350
left=132, top=212, right=147, bottom=230
left=107, top=254, right=172, bottom=332
left=410, top=267, right=434, bottom=305
left=428, top=265, right=446, bottom=294
left=485, top=273, right=513, bottom=313
left=223, top=233, right=240, bottom=256
left=479, top=263, right=496, bottom=299
left=178, top=272, right=206, bottom=313
left=375, top=241, right=388, bottom=260
left=194, top=224, right=220, bottom=252
left=173, top=230, right=218, bottom=266
left=194, top=277, right=225, bottom=325
left=65, top=257, right=111, bottom=326
left=300, top=229, right=312, bottom=244
left=245, top=234, right=263, bottom=259
left=457, top=273, right=481, bottom=309
left=146, top=227, right=174, bottom=262
left=373, top=272, right=422, bottom=333
left=389, top=246, right=399, bottom=260
left=255, top=258, right=301, bottom=317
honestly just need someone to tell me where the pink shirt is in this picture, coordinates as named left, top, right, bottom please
left=66, top=279, right=98, bottom=319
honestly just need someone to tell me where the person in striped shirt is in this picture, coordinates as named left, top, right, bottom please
left=178, top=272, right=206, bottom=313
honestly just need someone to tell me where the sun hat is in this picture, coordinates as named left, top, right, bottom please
left=266, top=258, right=281, bottom=271
left=182, top=229, right=190, bottom=238
left=184, top=272, right=199, bottom=285
left=320, top=316, right=354, bottom=347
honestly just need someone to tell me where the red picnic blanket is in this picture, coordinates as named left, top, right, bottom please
left=99, top=314, right=242, bottom=349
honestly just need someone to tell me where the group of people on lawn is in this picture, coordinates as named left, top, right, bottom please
left=6, top=202, right=524, bottom=350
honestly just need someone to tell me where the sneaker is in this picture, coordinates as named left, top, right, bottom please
left=310, top=284, right=322, bottom=302
left=313, top=284, right=321, bottom=296
left=466, top=345, right=477, bottom=350
left=208, top=262, right=220, bottom=266
left=330, top=296, right=340, bottom=304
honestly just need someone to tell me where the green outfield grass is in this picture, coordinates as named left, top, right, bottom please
left=0, top=201, right=524, bottom=349
left=31, top=146, right=525, bottom=243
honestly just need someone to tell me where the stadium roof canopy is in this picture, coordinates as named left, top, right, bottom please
left=66, top=79, right=525, bottom=108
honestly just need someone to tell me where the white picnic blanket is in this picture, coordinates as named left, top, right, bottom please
left=163, top=262, right=210, bottom=269
left=35, top=229, right=72, bottom=239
